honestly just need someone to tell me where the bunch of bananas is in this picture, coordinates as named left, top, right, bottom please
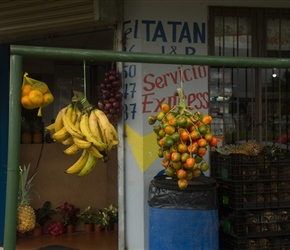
left=45, top=102, right=118, bottom=176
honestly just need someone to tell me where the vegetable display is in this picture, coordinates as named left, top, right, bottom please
left=148, top=88, right=217, bottom=189
left=97, top=69, right=123, bottom=124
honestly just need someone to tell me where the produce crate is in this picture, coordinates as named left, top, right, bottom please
left=218, top=181, right=290, bottom=209
left=219, top=232, right=290, bottom=250
left=219, top=207, right=290, bottom=238
left=212, top=152, right=290, bottom=182
left=212, top=151, right=290, bottom=209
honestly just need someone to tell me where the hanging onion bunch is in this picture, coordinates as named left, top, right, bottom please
left=98, top=69, right=123, bottom=124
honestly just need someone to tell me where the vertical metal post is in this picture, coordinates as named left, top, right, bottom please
left=116, top=20, right=126, bottom=250
left=4, top=55, right=22, bottom=250
left=0, top=44, right=9, bottom=246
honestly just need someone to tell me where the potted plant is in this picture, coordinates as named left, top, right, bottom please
left=105, top=204, right=118, bottom=231
left=57, top=202, right=80, bottom=233
left=94, top=210, right=110, bottom=232
left=33, top=201, right=55, bottom=236
left=77, top=206, right=94, bottom=232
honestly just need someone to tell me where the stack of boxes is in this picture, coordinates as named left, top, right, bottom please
left=212, top=152, right=290, bottom=249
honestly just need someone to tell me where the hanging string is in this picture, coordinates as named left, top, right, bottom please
left=80, top=60, right=87, bottom=105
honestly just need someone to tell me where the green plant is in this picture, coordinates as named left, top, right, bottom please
left=57, top=202, right=80, bottom=226
left=34, top=201, right=55, bottom=227
left=105, top=204, right=118, bottom=224
left=94, top=210, right=110, bottom=228
left=78, top=206, right=93, bottom=224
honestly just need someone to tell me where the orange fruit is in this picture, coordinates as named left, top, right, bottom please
left=157, top=111, right=165, bottom=121
left=165, top=166, right=175, bottom=177
left=158, top=129, right=166, bottom=138
left=164, top=125, right=176, bottom=135
left=21, top=95, right=36, bottom=109
left=194, top=154, right=203, bottom=163
left=158, top=147, right=164, bottom=158
left=204, top=132, right=213, bottom=142
left=184, top=157, right=195, bottom=170
left=164, top=136, right=174, bottom=147
left=198, top=138, right=208, bottom=147
left=178, top=178, right=188, bottom=189
left=165, top=112, right=176, bottom=121
left=28, top=89, right=43, bottom=106
left=200, top=162, right=210, bottom=172
left=188, top=142, right=198, bottom=154
left=176, top=116, right=187, bottom=127
left=202, top=115, right=212, bottom=125
left=185, top=117, right=193, bottom=128
left=197, top=147, right=207, bottom=157
left=153, top=125, right=162, bottom=134
left=190, top=129, right=201, bottom=140
left=42, top=93, right=54, bottom=107
left=161, top=103, right=171, bottom=114
left=176, top=169, right=187, bottom=179
left=181, top=152, right=190, bottom=163
left=148, top=115, right=157, bottom=125
left=171, top=152, right=181, bottom=163
left=177, top=143, right=188, bottom=153
left=22, top=84, right=32, bottom=96
left=172, top=161, right=182, bottom=170
left=168, top=117, right=177, bottom=127
left=171, top=132, right=181, bottom=142
left=170, top=144, right=178, bottom=153
left=180, top=130, right=190, bottom=141
left=186, top=171, right=194, bottom=180
left=161, top=159, right=170, bottom=168
left=163, top=149, right=171, bottom=160
left=199, top=124, right=209, bottom=135
left=193, top=169, right=201, bottom=177
left=32, top=82, right=48, bottom=94
left=193, top=163, right=199, bottom=171
left=209, top=137, right=218, bottom=147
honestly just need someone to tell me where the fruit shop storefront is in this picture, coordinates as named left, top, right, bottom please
left=2, top=1, right=290, bottom=250
left=4, top=42, right=290, bottom=250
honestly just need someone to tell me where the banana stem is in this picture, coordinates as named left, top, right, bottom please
left=72, top=90, right=92, bottom=110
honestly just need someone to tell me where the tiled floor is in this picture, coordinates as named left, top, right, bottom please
left=16, top=230, right=118, bottom=250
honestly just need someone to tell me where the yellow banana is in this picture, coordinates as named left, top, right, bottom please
left=45, top=123, right=55, bottom=133
left=93, top=109, right=108, bottom=142
left=79, top=112, right=107, bottom=152
left=66, top=149, right=90, bottom=174
left=86, top=145, right=104, bottom=159
left=94, top=109, right=115, bottom=151
left=71, top=102, right=81, bottom=125
left=78, top=153, right=98, bottom=177
left=111, top=140, right=119, bottom=150
left=108, top=123, right=119, bottom=149
left=55, top=106, right=68, bottom=132
left=62, top=105, right=85, bottom=140
left=108, top=122, right=119, bottom=141
left=62, top=136, right=74, bottom=146
left=88, top=110, right=104, bottom=143
left=63, top=144, right=81, bottom=155
left=73, top=137, right=93, bottom=149
left=51, top=127, right=70, bottom=142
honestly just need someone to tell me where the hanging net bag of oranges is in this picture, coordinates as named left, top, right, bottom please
left=20, top=72, right=54, bottom=116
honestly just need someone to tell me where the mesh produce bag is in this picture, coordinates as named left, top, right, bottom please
left=21, top=72, right=54, bottom=116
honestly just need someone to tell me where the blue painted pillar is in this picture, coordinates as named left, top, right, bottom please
left=0, top=44, right=9, bottom=245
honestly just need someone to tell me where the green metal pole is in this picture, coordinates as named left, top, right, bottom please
left=4, top=55, right=22, bottom=250
left=11, top=44, right=290, bottom=68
